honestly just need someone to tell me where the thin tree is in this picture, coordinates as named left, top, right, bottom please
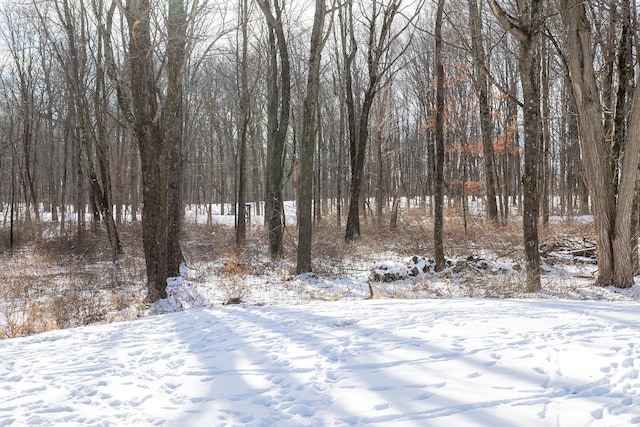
left=235, top=0, right=251, bottom=248
left=257, top=0, right=291, bottom=260
left=467, top=0, right=499, bottom=224
left=488, top=0, right=543, bottom=292
left=341, top=0, right=418, bottom=241
left=45, top=0, right=124, bottom=260
left=433, top=0, right=446, bottom=271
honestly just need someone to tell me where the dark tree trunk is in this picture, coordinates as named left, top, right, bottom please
left=126, top=0, right=168, bottom=301
left=296, top=0, right=326, bottom=274
left=433, top=0, right=446, bottom=271
left=258, top=0, right=290, bottom=260
left=468, top=0, right=499, bottom=225
left=166, top=0, right=187, bottom=275
left=519, top=41, right=542, bottom=292
left=488, top=0, right=542, bottom=292
left=343, top=0, right=404, bottom=242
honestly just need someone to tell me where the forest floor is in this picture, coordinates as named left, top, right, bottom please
left=2, top=214, right=640, bottom=426
left=0, top=212, right=638, bottom=337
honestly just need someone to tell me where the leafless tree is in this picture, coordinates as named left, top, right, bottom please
left=488, top=0, right=543, bottom=292
left=296, top=0, right=329, bottom=273
left=256, top=0, right=291, bottom=260
left=559, top=0, right=640, bottom=288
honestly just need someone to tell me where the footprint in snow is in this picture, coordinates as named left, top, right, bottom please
left=374, top=402, right=391, bottom=410
left=325, top=371, right=341, bottom=383
left=369, top=385, right=393, bottom=391
left=415, top=392, right=432, bottom=400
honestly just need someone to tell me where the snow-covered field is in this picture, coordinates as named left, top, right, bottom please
left=2, top=205, right=640, bottom=425
left=1, top=298, right=640, bottom=426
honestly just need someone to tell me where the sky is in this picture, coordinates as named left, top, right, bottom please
left=1, top=297, right=639, bottom=426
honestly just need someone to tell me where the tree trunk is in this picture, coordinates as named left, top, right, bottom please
left=488, top=0, right=542, bottom=292
left=343, top=0, right=406, bottom=241
left=560, top=0, right=640, bottom=288
left=433, top=0, right=446, bottom=271
left=258, top=0, right=290, bottom=260
left=519, top=41, right=542, bottom=292
left=126, top=0, right=169, bottom=301
left=296, top=0, right=326, bottom=274
left=235, top=0, right=249, bottom=248
left=468, top=0, right=499, bottom=225
left=166, top=0, right=186, bottom=275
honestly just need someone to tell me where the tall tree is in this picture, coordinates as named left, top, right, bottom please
left=123, top=0, right=170, bottom=301
left=235, top=0, right=251, bottom=248
left=342, top=0, right=416, bottom=241
left=296, top=0, right=328, bottom=273
left=257, top=0, right=291, bottom=260
left=166, top=0, right=187, bottom=276
left=488, top=0, right=543, bottom=292
left=44, top=0, right=123, bottom=260
left=467, top=0, right=499, bottom=224
left=433, top=0, right=446, bottom=271
left=559, top=0, right=640, bottom=288
left=100, top=0, right=197, bottom=300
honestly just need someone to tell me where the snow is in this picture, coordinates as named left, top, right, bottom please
left=2, top=298, right=640, bottom=426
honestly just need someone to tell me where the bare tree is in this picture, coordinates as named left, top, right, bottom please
left=433, top=0, right=446, bottom=271
left=257, top=0, right=291, bottom=260
left=341, top=0, right=417, bottom=241
left=166, top=0, right=187, bottom=276
left=296, top=0, right=329, bottom=273
left=559, top=0, right=640, bottom=288
left=41, top=0, right=124, bottom=260
left=488, top=0, right=543, bottom=292
left=467, top=0, right=499, bottom=224
left=235, top=0, right=251, bottom=248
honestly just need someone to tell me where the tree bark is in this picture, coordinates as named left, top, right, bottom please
left=166, top=0, right=187, bottom=275
left=560, top=0, right=640, bottom=288
left=126, top=0, right=169, bottom=301
left=257, top=0, right=290, bottom=260
left=488, top=0, right=542, bottom=292
left=433, top=0, right=446, bottom=271
left=296, top=0, right=327, bottom=273
left=235, top=0, right=250, bottom=248
left=467, top=0, right=499, bottom=225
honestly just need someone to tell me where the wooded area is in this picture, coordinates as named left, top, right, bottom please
left=0, top=0, right=638, bottom=302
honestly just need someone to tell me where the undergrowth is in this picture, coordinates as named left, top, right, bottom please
left=0, top=215, right=598, bottom=339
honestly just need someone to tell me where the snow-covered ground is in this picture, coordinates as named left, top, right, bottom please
left=2, top=204, right=640, bottom=425
left=1, top=298, right=640, bottom=426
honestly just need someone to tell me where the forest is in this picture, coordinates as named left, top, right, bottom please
left=1, top=0, right=639, bottom=325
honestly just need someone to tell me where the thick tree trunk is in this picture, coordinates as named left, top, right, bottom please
left=127, top=0, right=169, bottom=301
left=561, top=0, right=618, bottom=286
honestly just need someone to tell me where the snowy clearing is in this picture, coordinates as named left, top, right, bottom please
left=1, top=298, right=640, bottom=426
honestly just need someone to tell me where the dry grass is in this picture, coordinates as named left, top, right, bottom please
left=0, top=212, right=598, bottom=338
left=0, top=224, right=146, bottom=338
